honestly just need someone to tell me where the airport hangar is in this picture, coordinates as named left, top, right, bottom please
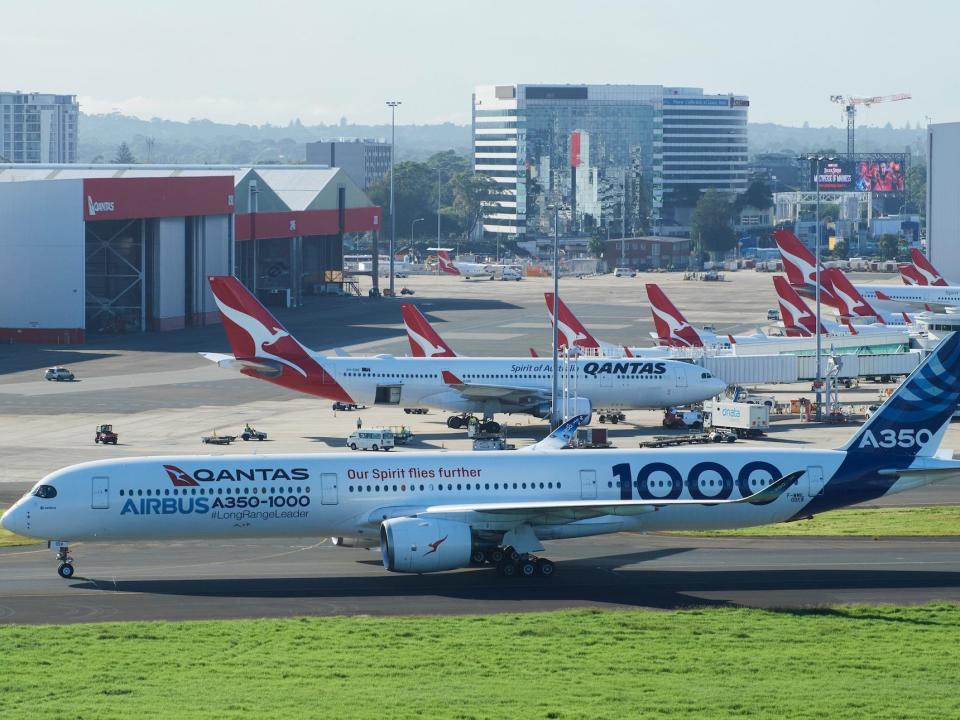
left=0, top=165, right=381, bottom=344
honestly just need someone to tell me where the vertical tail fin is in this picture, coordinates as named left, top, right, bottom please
left=645, top=283, right=704, bottom=348
left=772, top=275, right=826, bottom=336
left=400, top=304, right=458, bottom=358
left=822, top=268, right=883, bottom=321
left=841, top=332, right=960, bottom=456
left=207, top=276, right=353, bottom=402
left=899, top=263, right=925, bottom=286
left=437, top=250, right=460, bottom=275
left=910, top=248, right=949, bottom=286
left=544, top=293, right=601, bottom=350
left=771, top=229, right=841, bottom=309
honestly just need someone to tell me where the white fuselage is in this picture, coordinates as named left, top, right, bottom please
left=3, top=447, right=853, bottom=543
left=854, top=284, right=960, bottom=313
left=323, top=355, right=725, bottom=414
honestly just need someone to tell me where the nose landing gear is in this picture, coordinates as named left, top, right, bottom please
left=53, top=543, right=75, bottom=579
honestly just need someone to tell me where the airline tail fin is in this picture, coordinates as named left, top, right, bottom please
left=529, top=348, right=539, bottom=358
left=207, top=276, right=353, bottom=402
left=645, top=283, right=704, bottom=348
left=772, top=228, right=814, bottom=287
left=772, top=275, right=826, bottom=336
left=899, top=263, right=924, bottom=286
left=400, top=304, right=457, bottom=358
left=544, top=293, right=601, bottom=350
left=841, top=332, right=960, bottom=456
left=910, top=248, right=949, bottom=286
left=521, top=414, right=589, bottom=452
left=822, top=267, right=884, bottom=322
left=437, top=250, right=460, bottom=276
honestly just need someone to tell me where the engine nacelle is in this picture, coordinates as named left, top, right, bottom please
left=331, top=535, right=379, bottom=549
left=380, top=517, right=473, bottom=573
left=533, top=396, right=592, bottom=423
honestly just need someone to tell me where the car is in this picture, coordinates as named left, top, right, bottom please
left=332, top=401, right=360, bottom=411
left=94, top=424, right=118, bottom=444
left=613, top=267, right=636, bottom=278
left=44, top=367, right=74, bottom=382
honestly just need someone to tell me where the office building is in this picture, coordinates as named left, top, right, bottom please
left=0, top=92, right=79, bottom=163
left=472, top=84, right=749, bottom=236
left=927, top=122, right=960, bottom=281
left=305, top=139, right=391, bottom=189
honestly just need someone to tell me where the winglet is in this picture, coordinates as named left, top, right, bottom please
left=441, top=370, right=463, bottom=385
left=741, top=471, right=804, bottom=505
left=521, top=414, right=589, bottom=452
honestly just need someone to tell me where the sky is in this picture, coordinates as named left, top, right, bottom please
left=3, top=0, right=953, bottom=128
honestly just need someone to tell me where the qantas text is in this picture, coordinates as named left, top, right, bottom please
left=583, top=361, right=667, bottom=377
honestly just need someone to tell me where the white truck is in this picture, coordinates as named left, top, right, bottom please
left=703, top=400, right=769, bottom=438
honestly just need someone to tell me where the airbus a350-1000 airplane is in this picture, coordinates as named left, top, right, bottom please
left=201, top=276, right=725, bottom=432
left=6, top=333, right=960, bottom=580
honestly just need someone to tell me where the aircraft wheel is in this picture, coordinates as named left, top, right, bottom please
left=485, top=548, right=504, bottom=564
left=470, top=549, right=486, bottom=565
left=609, top=415, right=619, bottom=425
left=517, top=558, right=538, bottom=578
left=447, top=416, right=463, bottom=429
left=57, top=562, right=74, bottom=579
left=497, top=560, right=518, bottom=577
left=504, top=546, right=521, bottom=562
left=482, top=421, right=500, bottom=434
left=598, top=415, right=607, bottom=423
left=537, top=558, right=555, bottom=577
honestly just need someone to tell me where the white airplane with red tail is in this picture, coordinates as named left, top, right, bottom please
left=900, top=248, right=951, bottom=287
left=774, top=228, right=960, bottom=313
left=202, top=276, right=725, bottom=432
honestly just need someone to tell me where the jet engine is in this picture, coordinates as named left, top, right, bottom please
left=533, top=396, right=592, bottom=423
left=331, top=535, right=380, bottom=549
left=380, top=517, right=473, bottom=573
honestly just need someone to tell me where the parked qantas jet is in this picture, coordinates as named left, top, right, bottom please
left=8, top=333, right=960, bottom=580
left=774, top=228, right=960, bottom=313
left=821, top=268, right=913, bottom=328
left=645, top=284, right=774, bottom=348
left=201, top=276, right=725, bottom=432
left=437, top=250, right=496, bottom=279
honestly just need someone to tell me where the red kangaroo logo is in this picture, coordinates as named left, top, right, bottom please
left=164, top=465, right=199, bottom=487
left=424, top=536, right=448, bottom=556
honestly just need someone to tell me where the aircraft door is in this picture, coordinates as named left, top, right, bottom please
left=321, top=473, right=339, bottom=505
left=91, top=476, right=109, bottom=509
left=375, top=385, right=402, bottom=405
left=579, top=469, right=597, bottom=500
left=806, top=466, right=825, bottom=497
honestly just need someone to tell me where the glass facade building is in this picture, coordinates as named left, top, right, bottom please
left=473, top=85, right=749, bottom=236
left=0, top=92, right=78, bottom=163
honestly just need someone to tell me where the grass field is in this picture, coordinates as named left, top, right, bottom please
left=2, top=605, right=960, bottom=719
left=671, top=505, right=960, bottom=537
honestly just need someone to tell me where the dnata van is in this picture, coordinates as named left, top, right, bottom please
left=614, top=267, right=636, bottom=278
left=347, top=428, right=395, bottom=451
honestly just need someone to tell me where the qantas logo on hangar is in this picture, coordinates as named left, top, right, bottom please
left=87, top=196, right=116, bottom=216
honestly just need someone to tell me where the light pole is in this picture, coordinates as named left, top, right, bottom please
left=386, top=100, right=401, bottom=295
left=411, top=217, right=424, bottom=243
left=810, top=155, right=831, bottom=421
left=549, top=205, right=560, bottom=427
left=436, top=165, right=442, bottom=255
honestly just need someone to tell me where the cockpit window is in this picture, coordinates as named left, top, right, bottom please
left=32, top=485, right=57, bottom=499
left=701, top=372, right=712, bottom=379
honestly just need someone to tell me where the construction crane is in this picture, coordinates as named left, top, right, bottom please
left=829, top=93, right=912, bottom=157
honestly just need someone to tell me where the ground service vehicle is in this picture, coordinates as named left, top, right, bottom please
left=241, top=425, right=267, bottom=441
left=347, top=428, right=395, bottom=451
left=94, top=424, right=118, bottom=444
left=7, top=333, right=960, bottom=580
left=614, top=267, right=636, bottom=278
left=703, top=400, right=769, bottom=438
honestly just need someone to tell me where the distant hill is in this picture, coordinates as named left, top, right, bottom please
left=77, top=113, right=928, bottom=165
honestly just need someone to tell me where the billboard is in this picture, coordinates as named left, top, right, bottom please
left=854, top=159, right=906, bottom=193
left=812, top=159, right=854, bottom=190
left=810, top=158, right=906, bottom=194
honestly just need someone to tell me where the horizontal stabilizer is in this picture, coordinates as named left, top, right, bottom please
left=199, top=352, right=282, bottom=378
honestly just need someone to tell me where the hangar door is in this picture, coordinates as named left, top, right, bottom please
left=85, top=218, right=145, bottom=333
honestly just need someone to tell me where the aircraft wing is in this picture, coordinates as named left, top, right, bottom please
left=417, top=471, right=803, bottom=525
left=440, top=370, right=549, bottom=404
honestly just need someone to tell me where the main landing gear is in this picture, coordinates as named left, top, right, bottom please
left=472, top=545, right=555, bottom=578
left=54, top=544, right=75, bottom=579
left=598, top=411, right=626, bottom=424
left=446, top=414, right=501, bottom=434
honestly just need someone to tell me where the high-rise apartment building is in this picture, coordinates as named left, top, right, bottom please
left=0, top=92, right=79, bottom=163
left=472, top=85, right=749, bottom=236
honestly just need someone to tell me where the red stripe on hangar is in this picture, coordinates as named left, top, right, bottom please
left=235, top=207, right=381, bottom=240
left=83, top=177, right=235, bottom=221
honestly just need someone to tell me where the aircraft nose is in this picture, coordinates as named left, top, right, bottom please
left=1, top=503, right=26, bottom=536
left=711, top=379, right=727, bottom=397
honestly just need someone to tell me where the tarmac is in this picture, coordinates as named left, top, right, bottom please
left=1, top=268, right=958, bottom=623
